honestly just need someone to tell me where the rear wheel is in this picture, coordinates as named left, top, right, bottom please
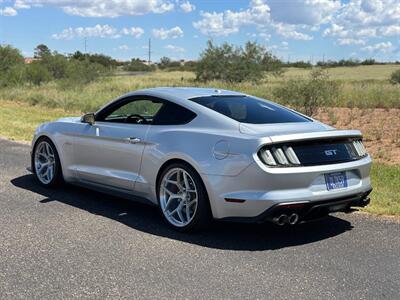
left=157, top=163, right=210, bottom=232
left=32, top=137, right=63, bottom=187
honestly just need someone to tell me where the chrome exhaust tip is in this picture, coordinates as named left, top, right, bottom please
left=273, top=214, right=288, bottom=226
left=288, top=213, right=299, bottom=225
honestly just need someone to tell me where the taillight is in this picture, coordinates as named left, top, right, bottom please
left=258, top=146, right=301, bottom=167
left=352, top=140, right=368, bottom=157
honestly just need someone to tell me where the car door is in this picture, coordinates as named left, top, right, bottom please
left=73, top=96, right=163, bottom=192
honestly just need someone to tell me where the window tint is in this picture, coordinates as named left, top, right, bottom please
left=100, top=99, right=163, bottom=124
left=189, top=96, right=311, bottom=124
left=152, top=102, right=196, bottom=125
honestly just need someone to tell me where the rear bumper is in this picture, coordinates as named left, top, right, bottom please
left=221, top=188, right=372, bottom=224
left=204, top=155, right=372, bottom=219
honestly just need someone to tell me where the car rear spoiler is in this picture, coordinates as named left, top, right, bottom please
left=267, top=130, right=363, bottom=144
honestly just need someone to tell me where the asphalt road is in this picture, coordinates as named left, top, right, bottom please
left=0, top=138, right=399, bottom=299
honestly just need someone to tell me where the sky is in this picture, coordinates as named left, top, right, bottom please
left=0, top=0, right=399, bottom=62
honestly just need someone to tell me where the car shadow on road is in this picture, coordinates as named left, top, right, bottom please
left=12, top=174, right=354, bottom=251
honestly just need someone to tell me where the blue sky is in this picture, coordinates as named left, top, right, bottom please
left=1, top=0, right=399, bottom=62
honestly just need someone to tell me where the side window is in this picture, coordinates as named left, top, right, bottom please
left=101, top=99, right=163, bottom=124
left=152, top=102, right=197, bottom=125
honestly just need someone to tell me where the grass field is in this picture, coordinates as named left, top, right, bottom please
left=367, top=164, right=400, bottom=216
left=1, top=65, right=400, bottom=113
left=0, top=65, right=399, bottom=216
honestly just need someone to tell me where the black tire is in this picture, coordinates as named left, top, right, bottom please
left=31, top=136, right=63, bottom=187
left=157, top=162, right=211, bottom=232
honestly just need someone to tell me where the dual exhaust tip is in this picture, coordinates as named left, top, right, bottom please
left=273, top=213, right=299, bottom=226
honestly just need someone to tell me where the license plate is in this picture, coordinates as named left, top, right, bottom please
left=325, top=172, right=348, bottom=191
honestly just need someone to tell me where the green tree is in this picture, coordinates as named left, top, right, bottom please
left=0, top=44, right=24, bottom=73
left=58, top=59, right=105, bottom=89
left=0, top=45, right=25, bottom=86
left=159, top=57, right=172, bottom=69
left=196, top=41, right=282, bottom=83
left=34, top=44, right=51, bottom=59
left=123, top=58, right=153, bottom=72
left=273, top=68, right=339, bottom=116
left=43, top=53, right=69, bottom=79
left=26, top=61, right=51, bottom=86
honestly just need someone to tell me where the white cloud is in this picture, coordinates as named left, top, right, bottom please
left=324, top=0, right=400, bottom=45
left=0, top=6, right=17, bottom=16
left=266, top=0, right=341, bottom=26
left=165, top=44, right=185, bottom=52
left=52, top=24, right=144, bottom=40
left=121, top=27, right=144, bottom=38
left=336, top=38, right=366, bottom=46
left=259, top=32, right=271, bottom=40
left=12, top=0, right=174, bottom=17
left=273, top=23, right=313, bottom=40
left=192, top=0, right=314, bottom=40
left=379, top=25, right=400, bottom=37
left=152, top=26, right=183, bottom=39
left=362, top=41, right=394, bottom=53
left=180, top=1, right=194, bottom=13
left=117, top=45, right=130, bottom=51
left=193, top=0, right=270, bottom=37
left=267, top=41, right=289, bottom=51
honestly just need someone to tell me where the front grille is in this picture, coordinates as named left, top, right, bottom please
left=258, top=138, right=367, bottom=167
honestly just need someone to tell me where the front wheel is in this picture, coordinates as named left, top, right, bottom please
left=157, top=163, right=211, bottom=232
left=32, top=137, right=63, bottom=187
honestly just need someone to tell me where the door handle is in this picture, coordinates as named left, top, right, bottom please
left=124, top=137, right=141, bottom=144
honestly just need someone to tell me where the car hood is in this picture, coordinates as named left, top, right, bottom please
left=239, top=121, right=333, bottom=137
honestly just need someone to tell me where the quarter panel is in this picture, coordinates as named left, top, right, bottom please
left=139, top=125, right=257, bottom=205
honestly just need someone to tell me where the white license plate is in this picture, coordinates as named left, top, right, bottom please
left=325, top=172, right=348, bottom=191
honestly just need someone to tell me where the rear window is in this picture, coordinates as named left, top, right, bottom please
left=152, top=102, right=196, bottom=125
left=189, top=95, right=311, bottom=124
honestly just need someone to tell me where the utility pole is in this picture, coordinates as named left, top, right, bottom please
left=148, top=38, right=151, bottom=65
left=84, top=37, right=87, bottom=53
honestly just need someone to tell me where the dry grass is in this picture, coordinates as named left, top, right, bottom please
left=1, top=65, right=399, bottom=114
left=0, top=100, right=75, bottom=142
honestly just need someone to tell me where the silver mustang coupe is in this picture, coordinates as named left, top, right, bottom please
left=31, top=87, right=372, bottom=231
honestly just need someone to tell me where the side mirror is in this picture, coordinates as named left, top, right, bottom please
left=81, top=113, right=95, bottom=125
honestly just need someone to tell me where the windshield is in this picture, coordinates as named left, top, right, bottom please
left=189, top=95, right=311, bottom=124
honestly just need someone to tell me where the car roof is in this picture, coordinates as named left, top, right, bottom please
left=126, top=87, right=245, bottom=101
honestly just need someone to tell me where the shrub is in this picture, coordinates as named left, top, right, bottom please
left=26, top=62, right=51, bottom=86
left=273, top=68, right=339, bottom=116
left=195, top=41, right=282, bottom=83
left=42, top=53, right=69, bottom=79
left=0, top=45, right=25, bottom=87
left=0, top=45, right=24, bottom=72
left=58, top=59, right=104, bottom=89
left=6, top=64, right=27, bottom=86
left=123, top=59, right=154, bottom=72
left=390, top=69, right=400, bottom=84
left=158, top=57, right=181, bottom=70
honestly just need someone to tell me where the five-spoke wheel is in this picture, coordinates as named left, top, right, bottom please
left=158, top=163, right=210, bottom=232
left=32, top=137, right=62, bottom=186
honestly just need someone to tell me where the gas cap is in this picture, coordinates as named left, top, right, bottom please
left=213, top=140, right=230, bottom=160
